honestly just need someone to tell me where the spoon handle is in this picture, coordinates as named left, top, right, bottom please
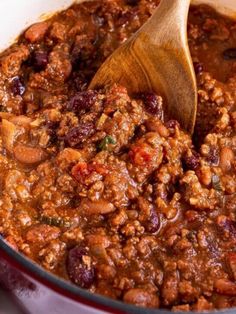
left=138, top=0, right=191, bottom=46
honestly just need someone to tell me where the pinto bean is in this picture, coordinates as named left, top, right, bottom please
left=215, top=278, right=236, bottom=296
left=25, top=22, right=49, bottom=43
left=86, top=234, right=110, bottom=248
left=220, top=147, right=234, bottom=172
left=79, top=199, right=115, bottom=215
left=123, top=288, right=159, bottom=308
left=13, top=144, right=47, bottom=164
left=96, top=264, right=116, bottom=280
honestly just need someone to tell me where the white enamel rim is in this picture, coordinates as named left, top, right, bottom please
left=0, top=0, right=236, bottom=52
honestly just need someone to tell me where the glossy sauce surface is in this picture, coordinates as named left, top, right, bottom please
left=0, top=1, right=236, bottom=311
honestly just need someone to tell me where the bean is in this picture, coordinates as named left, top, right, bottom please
left=145, top=209, right=160, bottom=233
left=25, top=22, right=49, bottom=43
left=123, top=288, right=159, bottom=308
left=182, top=151, right=200, bottom=170
left=13, top=144, right=47, bottom=164
left=32, top=50, right=48, bottom=71
left=215, top=279, right=236, bottom=296
left=67, top=245, right=95, bottom=288
left=125, top=0, right=140, bottom=5
left=220, top=147, right=234, bottom=172
left=67, top=90, right=97, bottom=114
left=79, top=199, right=115, bottom=215
left=11, top=76, right=25, bottom=96
left=223, top=48, right=236, bottom=60
left=193, top=61, right=203, bottom=74
left=140, top=92, right=163, bottom=119
left=65, top=122, right=94, bottom=147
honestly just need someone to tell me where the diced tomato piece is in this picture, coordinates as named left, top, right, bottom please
left=129, top=146, right=152, bottom=166
left=93, top=164, right=108, bottom=176
left=72, top=162, right=108, bottom=183
left=72, top=162, right=91, bottom=183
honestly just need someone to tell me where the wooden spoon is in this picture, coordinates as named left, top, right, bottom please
left=89, top=0, right=197, bottom=133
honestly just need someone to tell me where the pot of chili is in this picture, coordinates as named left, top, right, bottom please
left=0, top=0, right=236, bottom=313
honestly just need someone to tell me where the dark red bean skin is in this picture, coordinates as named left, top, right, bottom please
left=165, top=120, right=180, bottom=131
left=67, top=245, right=95, bottom=289
left=193, top=61, right=203, bottom=74
left=217, top=216, right=236, bottom=240
left=140, top=92, right=163, bottom=118
left=125, top=0, right=140, bottom=5
left=206, top=146, right=219, bottom=165
left=11, top=76, right=25, bottom=96
left=71, top=44, right=96, bottom=70
left=65, top=122, right=95, bottom=147
left=145, top=209, right=160, bottom=233
left=223, top=48, right=236, bottom=60
left=67, top=90, right=97, bottom=114
left=32, top=50, right=48, bottom=71
left=45, top=120, right=59, bottom=143
left=182, top=151, right=200, bottom=170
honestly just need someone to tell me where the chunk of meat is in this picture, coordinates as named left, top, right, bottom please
left=38, top=239, right=66, bottom=270
left=145, top=118, right=169, bottom=137
left=46, top=44, right=72, bottom=82
left=24, top=22, right=49, bottom=43
left=56, top=148, right=83, bottom=170
left=179, top=280, right=199, bottom=303
left=1, top=119, right=22, bottom=153
left=26, top=224, right=60, bottom=244
left=4, top=170, right=25, bottom=201
left=217, top=215, right=236, bottom=241
left=1, top=45, right=29, bottom=77
left=161, top=274, right=179, bottom=305
left=181, top=171, right=217, bottom=210
left=192, top=297, right=213, bottom=311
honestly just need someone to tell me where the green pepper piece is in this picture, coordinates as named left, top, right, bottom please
left=98, top=135, right=116, bottom=151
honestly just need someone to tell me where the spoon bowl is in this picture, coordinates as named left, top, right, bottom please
left=90, top=0, right=197, bottom=133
